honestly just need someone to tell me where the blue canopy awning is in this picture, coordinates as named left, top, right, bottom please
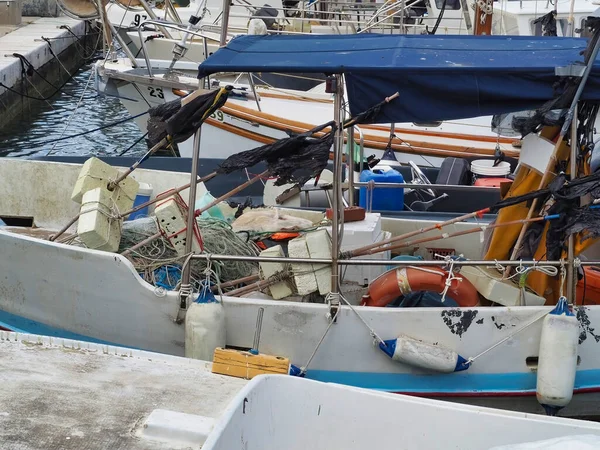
left=197, top=34, right=600, bottom=124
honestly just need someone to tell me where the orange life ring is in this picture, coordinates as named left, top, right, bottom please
left=361, top=267, right=480, bottom=307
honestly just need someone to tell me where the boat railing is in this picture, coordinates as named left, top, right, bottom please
left=222, top=11, right=468, bottom=36
left=189, top=253, right=589, bottom=271
left=135, top=19, right=217, bottom=77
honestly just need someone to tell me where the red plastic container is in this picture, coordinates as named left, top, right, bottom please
left=576, top=266, right=600, bottom=306
left=473, top=177, right=513, bottom=188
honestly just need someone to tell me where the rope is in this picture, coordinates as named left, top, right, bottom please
left=120, top=217, right=260, bottom=290
left=42, top=36, right=73, bottom=77
left=2, top=52, right=97, bottom=102
left=21, top=111, right=149, bottom=149
left=47, top=67, right=95, bottom=156
left=59, top=24, right=103, bottom=61
left=118, top=132, right=149, bottom=156
left=481, top=259, right=558, bottom=283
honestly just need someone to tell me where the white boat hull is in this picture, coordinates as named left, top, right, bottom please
left=204, top=375, right=600, bottom=450
left=2, top=159, right=600, bottom=417
left=99, top=65, right=520, bottom=167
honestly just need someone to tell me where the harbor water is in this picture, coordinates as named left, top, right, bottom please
left=0, top=57, right=147, bottom=158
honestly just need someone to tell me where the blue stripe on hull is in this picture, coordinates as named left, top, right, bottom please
left=0, top=309, right=128, bottom=348
left=3, top=309, right=599, bottom=396
left=305, top=369, right=600, bottom=394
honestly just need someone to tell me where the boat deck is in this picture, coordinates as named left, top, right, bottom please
left=2, top=226, right=65, bottom=240
left=0, top=332, right=247, bottom=449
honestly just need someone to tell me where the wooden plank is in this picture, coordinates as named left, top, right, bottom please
left=212, top=348, right=290, bottom=380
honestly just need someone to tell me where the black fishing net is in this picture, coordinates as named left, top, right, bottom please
left=217, top=121, right=336, bottom=186
left=507, top=16, right=600, bottom=136
left=147, top=87, right=232, bottom=148
left=490, top=171, right=600, bottom=212
left=546, top=202, right=600, bottom=260
left=516, top=221, right=546, bottom=260
left=532, top=11, right=557, bottom=37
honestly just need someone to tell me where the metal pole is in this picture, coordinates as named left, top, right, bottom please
left=136, top=0, right=174, bottom=38
left=177, top=127, right=203, bottom=318
left=219, top=0, right=231, bottom=47
left=330, top=74, right=344, bottom=312
left=109, top=22, right=138, bottom=67
left=189, top=253, right=597, bottom=267
left=399, top=0, right=405, bottom=33
left=346, top=125, right=355, bottom=206
left=568, top=104, right=577, bottom=302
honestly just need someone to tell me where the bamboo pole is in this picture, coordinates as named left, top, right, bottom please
left=210, top=274, right=260, bottom=293
left=380, top=215, right=553, bottom=256
left=49, top=214, right=80, bottom=242
left=192, top=170, right=269, bottom=215
left=347, top=207, right=490, bottom=258
left=108, top=138, right=169, bottom=191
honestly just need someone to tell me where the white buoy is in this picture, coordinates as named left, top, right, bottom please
left=185, top=298, right=226, bottom=361
left=536, top=296, right=579, bottom=416
left=379, top=334, right=470, bottom=373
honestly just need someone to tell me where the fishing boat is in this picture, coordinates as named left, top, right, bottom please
left=4, top=332, right=600, bottom=449
left=3, top=31, right=600, bottom=419
left=0, top=155, right=596, bottom=416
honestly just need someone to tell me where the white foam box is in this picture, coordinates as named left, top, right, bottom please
left=77, top=187, right=122, bottom=252
left=155, top=197, right=202, bottom=256
left=305, top=229, right=332, bottom=295
left=71, top=157, right=139, bottom=213
left=322, top=213, right=388, bottom=285
left=259, top=245, right=293, bottom=300
left=288, top=236, right=318, bottom=296
left=323, top=213, right=382, bottom=247
left=461, top=266, right=546, bottom=306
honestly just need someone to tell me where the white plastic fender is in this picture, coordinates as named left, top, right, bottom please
left=379, top=334, right=469, bottom=373
left=536, top=297, right=579, bottom=413
left=185, top=301, right=226, bottom=361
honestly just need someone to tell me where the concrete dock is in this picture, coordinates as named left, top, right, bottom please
left=0, top=16, right=100, bottom=128
left=0, top=331, right=247, bottom=449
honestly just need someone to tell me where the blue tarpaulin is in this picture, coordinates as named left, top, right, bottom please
left=197, top=34, right=600, bottom=123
